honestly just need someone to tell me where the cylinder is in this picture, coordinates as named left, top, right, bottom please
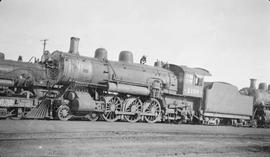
left=94, top=48, right=108, bottom=60
left=0, top=52, right=4, bottom=60
left=119, top=51, right=133, bottom=63
left=258, top=82, right=267, bottom=91
left=69, top=37, right=80, bottom=54
left=250, top=78, right=257, bottom=89
left=70, top=92, right=96, bottom=112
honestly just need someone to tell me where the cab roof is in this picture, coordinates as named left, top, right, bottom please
left=169, top=64, right=211, bottom=76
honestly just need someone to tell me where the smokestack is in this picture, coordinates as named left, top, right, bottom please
left=268, top=84, right=270, bottom=91
left=250, top=78, right=257, bottom=89
left=69, top=37, right=80, bottom=54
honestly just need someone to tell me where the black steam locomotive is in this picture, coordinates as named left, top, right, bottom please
left=0, top=52, right=51, bottom=119
left=41, top=37, right=211, bottom=123
left=240, top=79, right=270, bottom=127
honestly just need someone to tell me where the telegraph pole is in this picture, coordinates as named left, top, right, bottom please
left=40, top=39, right=48, bottom=53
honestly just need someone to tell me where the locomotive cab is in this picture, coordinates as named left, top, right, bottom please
left=167, top=64, right=211, bottom=98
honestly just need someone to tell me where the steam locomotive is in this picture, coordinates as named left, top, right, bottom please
left=0, top=52, right=50, bottom=119
left=0, top=37, right=269, bottom=127
left=43, top=37, right=211, bottom=123
left=240, top=79, right=270, bottom=127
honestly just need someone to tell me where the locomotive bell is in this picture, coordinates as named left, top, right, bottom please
left=0, top=52, right=4, bottom=60
left=119, top=51, right=133, bottom=63
left=69, top=37, right=80, bottom=54
left=94, top=48, right=108, bottom=60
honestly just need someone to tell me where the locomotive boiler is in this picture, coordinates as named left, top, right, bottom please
left=44, top=37, right=211, bottom=123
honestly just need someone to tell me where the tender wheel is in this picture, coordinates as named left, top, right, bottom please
left=57, top=105, right=71, bottom=121
left=124, top=98, right=143, bottom=123
left=85, top=112, right=99, bottom=121
left=144, top=98, right=162, bottom=123
left=102, top=96, right=122, bottom=122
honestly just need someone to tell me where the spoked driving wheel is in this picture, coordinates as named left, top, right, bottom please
left=85, top=112, right=99, bottom=121
left=124, top=98, right=143, bottom=123
left=57, top=105, right=72, bottom=121
left=144, top=98, right=162, bottom=123
left=102, top=96, right=122, bottom=122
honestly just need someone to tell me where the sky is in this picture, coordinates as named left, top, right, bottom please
left=0, top=0, right=269, bottom=89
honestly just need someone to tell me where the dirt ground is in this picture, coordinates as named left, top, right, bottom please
left=0, top=120, right=269, bottom=157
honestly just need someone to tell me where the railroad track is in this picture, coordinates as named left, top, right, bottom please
left=0, top=130, right=269, bottom=141
left=0, top=120, right=270, bottom=157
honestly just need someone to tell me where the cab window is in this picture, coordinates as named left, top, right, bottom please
left=194, top=75, right=203, bottom=86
